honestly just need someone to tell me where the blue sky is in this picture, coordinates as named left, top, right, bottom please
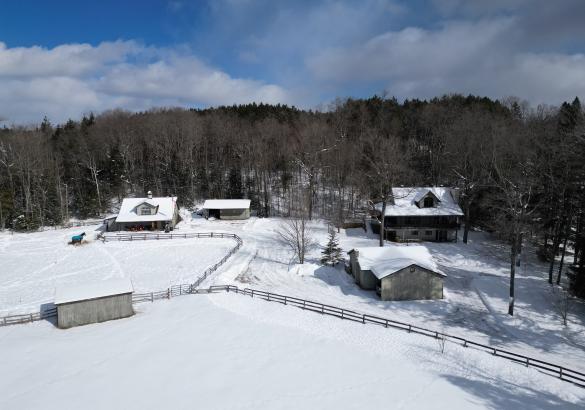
left=1, top=0, right=584, bottom=124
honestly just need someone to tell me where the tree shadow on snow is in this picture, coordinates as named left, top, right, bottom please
left=441, top=374, right=584, bottom=410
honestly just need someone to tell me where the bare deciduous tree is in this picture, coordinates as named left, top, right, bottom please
left=278, top=211, right=314, bottom=264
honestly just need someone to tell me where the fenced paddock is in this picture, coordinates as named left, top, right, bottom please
left=0, top=232, right=243, bottom=326
left=3, top=226, right=585, bottom=389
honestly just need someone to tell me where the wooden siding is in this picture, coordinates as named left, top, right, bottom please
left=219, top=208, right=250, bottom=220
left=57, top=293, right=134, bottom=329
left=380, top=265, right=443, bottom=301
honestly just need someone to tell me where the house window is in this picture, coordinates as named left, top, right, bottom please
left=423, top=197, right=434, bottom=208
left=140, top=208, right=152, bottom=215
left=410, top=266, right=416, bottom=272
left=425, top=230, right=432, bottom=236
left=411, top=230, right=418, bottom=236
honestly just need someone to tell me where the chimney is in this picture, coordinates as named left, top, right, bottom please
left=450, top=187, right=460, bottom=203
left=147, top=190, right=153, bottom=199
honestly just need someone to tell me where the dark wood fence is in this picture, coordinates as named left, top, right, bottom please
left=198, top=285, right=585, bottom=389
left=100, top=231, right=240, bottom=242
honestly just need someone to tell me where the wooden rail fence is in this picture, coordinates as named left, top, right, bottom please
left=0, top=232, right=243, bottom=326
left=197, top=285, right=585, bottom=388
left=3, top=227, right=585, bottom=389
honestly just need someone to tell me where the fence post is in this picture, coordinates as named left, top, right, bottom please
left=30, top=313, right=33, bottom=322
left=167, top=288, right=170, bottom=299
left=151, top=292, right=154, bottom=302
left=284, top=296, right=287, bottom=305
left=559, top=368, right=563, bottom=379
left=362, top=314, right=365, bottom=323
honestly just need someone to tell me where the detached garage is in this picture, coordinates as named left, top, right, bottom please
left=348, top=245, right=445, bottom=301
left=202, top=199, right=251, bottom=220
left=54, top=278, right=134, bottom=329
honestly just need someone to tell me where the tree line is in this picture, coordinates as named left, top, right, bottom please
left=1, top=94, right=584, bottom=301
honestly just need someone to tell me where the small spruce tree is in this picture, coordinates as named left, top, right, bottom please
left=321, top=229, right=343, bottom=266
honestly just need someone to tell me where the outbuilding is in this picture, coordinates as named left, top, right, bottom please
left=54, top=278, right=134, bottom=329
left=348, top=245, right=445, bottom=301
left=202, top=199, right=251, bottom=220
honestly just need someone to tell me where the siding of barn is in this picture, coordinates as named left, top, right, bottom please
left=57, top=293, right=134, bottom=329
left=348, top=251, right=379, bottom=290
left=219, top=208, right=250, bottom=220
left=380, top=265, right=443, bottom=301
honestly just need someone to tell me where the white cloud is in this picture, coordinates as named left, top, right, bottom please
left=0, top=41, right=290, bottom=125
left=307, top=18, right=585, bottom=105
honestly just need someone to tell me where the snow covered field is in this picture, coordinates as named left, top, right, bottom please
left=2, top=213, right=585, bottom=406
left=175, top=215, right=585, bottom=374
left=0, top=225, right=234, bottom=314
left=1, top=293, right=583, bottom=409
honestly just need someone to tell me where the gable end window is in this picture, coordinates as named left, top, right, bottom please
left=423, top=197, right=434, bottom=208
left=140, top=207, right=152, bottom=215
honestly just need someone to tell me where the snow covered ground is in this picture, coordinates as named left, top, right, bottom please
left=0, top=225, right=234, bottom=314
left=1, top=293, right=583, bottom=409
left=178, top=214, right=585, bottom=374
left=1, top=213, right=585, bottom=406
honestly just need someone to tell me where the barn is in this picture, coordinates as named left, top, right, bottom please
left=54, top=278, right=134, bottom=329
left=202, top=199, right=251, bottom=220
left=348, top=245, right=445, bottom=301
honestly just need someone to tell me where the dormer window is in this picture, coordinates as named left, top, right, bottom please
left=423, top=197, right=434, bottom=208
left=140, top=207, right=152, bottom=215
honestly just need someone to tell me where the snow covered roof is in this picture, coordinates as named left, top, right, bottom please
left=115, top=196, right=177, bottom=223
left=375, top=187, right=463, bottom=217
left=203, top=199, right=251, bottom=210
left=349, top=245, right=444, bottom=280
left=54, top=278, right=133, bottom=305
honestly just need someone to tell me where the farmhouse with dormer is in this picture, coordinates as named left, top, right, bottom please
left=113, top=191, right=179, bottom=231
left=373, top=187, right=463, bottom=242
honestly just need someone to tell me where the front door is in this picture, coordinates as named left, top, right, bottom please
left=436, top=230, right=447, bottom=242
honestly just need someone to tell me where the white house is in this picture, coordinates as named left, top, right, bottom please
left=373, top=187, right=463, bottom=242
left=114, top=192, right=179, bottom=231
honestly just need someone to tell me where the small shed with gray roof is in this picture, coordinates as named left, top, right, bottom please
left=54, top=278, right=134, bottom=329
left=348, top=245, right=445, bottom=301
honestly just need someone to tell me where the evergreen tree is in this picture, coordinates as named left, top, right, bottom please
left=227, top=166, right=243, bottom=198
left=321, top=229, right=343, bottom=266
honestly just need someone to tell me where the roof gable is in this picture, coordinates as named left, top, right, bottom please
left=375, top=187, right=463, bottom=217
left=116, top=196, right=177, bottom=223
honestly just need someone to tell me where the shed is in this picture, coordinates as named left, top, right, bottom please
left=54, top=278, right=134, bottom=329
left=202, top=199, right=251, bottom=220
left=348, top=245, right=445, bottom=301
